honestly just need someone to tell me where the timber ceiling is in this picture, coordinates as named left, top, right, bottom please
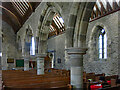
left=90, top=0, right=120, bottom=21
left=49, top=0, right=120, bottom=38
left=0, top=0, right=40, bottom=34
left=0, top=0, right=120, bottom=35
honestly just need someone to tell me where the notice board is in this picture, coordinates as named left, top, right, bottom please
left=16, top=59, right=24, bottom=67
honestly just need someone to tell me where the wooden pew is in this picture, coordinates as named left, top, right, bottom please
left=97, top=86, right=120, bottom=90
left=105, top=75, right=118, bottom=81
left=2, top=69, right=70, bottom=89
left=0, top=70, right=2, bottom=90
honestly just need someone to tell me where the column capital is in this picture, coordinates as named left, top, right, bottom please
left=23, top=55, right=30, bottom=59
left=36, top=54, right=46, bottom=58
left=29, top=55, right=35, bottom=59
left=66, top=47, right=88, bottom=55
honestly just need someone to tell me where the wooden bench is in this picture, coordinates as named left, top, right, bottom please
left=2, top=69, right=70, bottom=89
left=98, top=86, right=120, bottom=90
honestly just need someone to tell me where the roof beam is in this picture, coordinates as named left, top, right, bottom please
left=0, top=5, right=21, bottom=33
left=30, top=2, right=40, bottom=12
left=91, top=11, right=94, bottom=19
left=51, top=20, right=59, bottom=35
left=1, top=2, right=40, bottom=33
left=28, top=2, right=33, bottom=11
left=2, top=2, right=23, bottom=25
left=113, top=1, right=119, bottom=10
left=106, top=1, right=113, bottom=12
left=95, top=4, right=101, bottom=17
left=98, top=0, right=107, bottom=15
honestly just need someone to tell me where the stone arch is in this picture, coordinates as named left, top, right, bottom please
left=65, top=2, right=95, bottom=70
left=25, top=25, right=33, bottom=42
left=40, top=6, right=62, bottom=35
left=24, top=25, right=34, bottom=56
left=73, top=2, right=95, bottom=47
left=37, top=2, right=62, bottom=37
left=90, top=22, right=109, bottom=45
left=38, top=3, right=62, bottom=54
left=17, top=35, right=22, bottom=52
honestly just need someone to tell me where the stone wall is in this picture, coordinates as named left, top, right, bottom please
left=118, top=11, right=120, bottom=78
left=47, top=33, right=65, bottom=69
left=4, top=2, right=118, bottom=75
left=1, top=21, right=18, bottom=70
left=16, top=2, right=71, bottom=69
left=84, top=11, right=119, bottom=76
left=47, top=10, right=119, bottom=75
left=17, top=2, right=71, bottom=55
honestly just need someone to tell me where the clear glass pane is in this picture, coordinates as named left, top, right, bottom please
left=99, top=49, right=102, bottom=53
left=104, top=54, right=107, bottom=59
left=0, top=52, right=2, bottom=57
left=99, top=43, right=102, bottom=49
left=99, top=54, right=102, bottom=59
left=99, top=35, right=102, bottom=48
left=101, top=29, right=105, bottom=33
left=104, top=33, right=107, bottom=59
left=104, top=34, right=107, bottom=49
left=30, top=37, right=35, bottom=55
left=99, top=35, right=102, bottom=39
left=104, top=49, right=107, bottom=54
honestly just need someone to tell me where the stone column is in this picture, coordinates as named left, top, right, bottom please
left=0, top=70, right=2, bottom=90
left=1, top=52, right=7, bottom=70
left=24, top=56, right=29, bottom=71
left=0, top=36, right=2, bottom=70
left=65, top=14, right=77, bottom=70
left=36, top=54, right=46, bottom=75
left=66, top=47, right=87, bottom=89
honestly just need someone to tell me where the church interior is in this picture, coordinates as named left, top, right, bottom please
left=0, top=0, right=120, bottom=90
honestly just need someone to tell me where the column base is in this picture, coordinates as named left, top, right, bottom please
left=71, top=67, right=83, bottom=89
left=37, top=69, right=44, bottom=75
left=72, top=84, right=83, bottom=89
left=24, top=67, right=29, bottom=71
left=24, top=56, right=29, bottom=71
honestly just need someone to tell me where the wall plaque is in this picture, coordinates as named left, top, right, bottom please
left=7, top=58, right=14, bottom=63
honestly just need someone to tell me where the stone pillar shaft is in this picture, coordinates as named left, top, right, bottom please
left=66, top=47, right=87, bottom=89
left=36, top=54, right=46, bottom=75
left=24, top=57, right=29, bottom=71
left=0, top=36, right=2, bottom=70
left=0, top=70, right=2, bottom=90
left=65, top=29, right=74, bottom=70
left=1, top=52, right=7, bottom=70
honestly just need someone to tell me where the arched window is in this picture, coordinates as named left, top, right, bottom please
left=98, top=28, right=107, bottom=59
left=30, top=37, right=35, bottom=55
